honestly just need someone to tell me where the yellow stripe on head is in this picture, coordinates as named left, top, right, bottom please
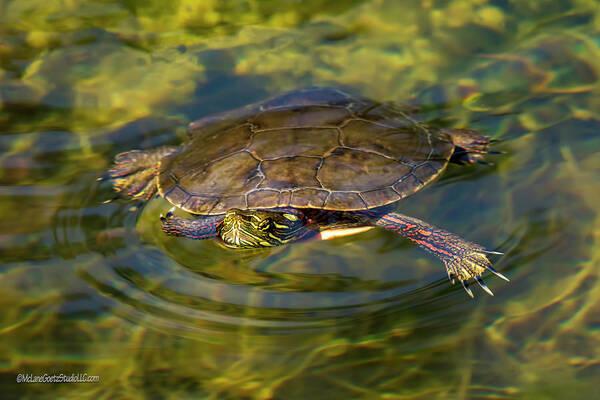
left=218, top=209, right=306, bottom=248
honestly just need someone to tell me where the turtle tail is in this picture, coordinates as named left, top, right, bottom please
left=100, top=146, right=178, bottom=201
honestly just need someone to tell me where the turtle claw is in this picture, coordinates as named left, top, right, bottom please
left=461, top=280, right=474, bottom=298
left=486, top=265, right=510, bottom=282
left=97, top=173, right=110, bottom=182
left=475, top=276, right=494, bottom=296
left=477, top=160, right=494, bottom=166
left=481, top=249, right=503, bottom=255
left=102, top=196, right=119, bottom=204
left=447, top=271, right=456, bottom=285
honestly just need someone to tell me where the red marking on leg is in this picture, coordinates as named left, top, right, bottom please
left=381, top=214, right=415, bottom=229
left=142, top=185, right=156, bottom=201
left=412, top=238, right=456, bottom=258
left=108, top=169, right=135, bottom=178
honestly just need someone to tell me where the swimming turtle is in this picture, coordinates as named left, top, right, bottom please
left=102, top=87, right=508, bottom=297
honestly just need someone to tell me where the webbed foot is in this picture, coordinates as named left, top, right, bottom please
left=443, top=247, right=508, bottom=298
left=102, top=147, right=178, bottom=201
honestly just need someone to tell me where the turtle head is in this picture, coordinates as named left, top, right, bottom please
left=218, top=209, right=307, bottom=248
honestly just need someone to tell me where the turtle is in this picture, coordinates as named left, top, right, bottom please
left=101, top=87, right=508, bottom=297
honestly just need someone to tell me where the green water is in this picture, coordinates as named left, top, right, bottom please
left=1, top=0, right=599, bottom=398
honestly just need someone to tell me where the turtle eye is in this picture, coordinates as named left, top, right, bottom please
left=258, top=217, right=272, bottom=232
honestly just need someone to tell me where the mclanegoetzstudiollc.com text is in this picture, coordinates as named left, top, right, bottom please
left=16, top=373, right=99, bottom=383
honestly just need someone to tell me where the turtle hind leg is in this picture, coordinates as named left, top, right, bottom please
left=444, top=128, right=491, bottom=164
left=101, top=146, right=178, bottom=201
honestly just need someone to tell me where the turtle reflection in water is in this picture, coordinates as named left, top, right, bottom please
left=102, top=87, right=508, bottom=297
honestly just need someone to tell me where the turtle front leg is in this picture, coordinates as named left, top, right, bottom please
left=160, top=208, right=224, bottom=240
left=374, top=212, right=508, bottom=297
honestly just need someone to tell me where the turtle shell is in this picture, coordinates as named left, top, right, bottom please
left=157, top=87, right=456, bottom=215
